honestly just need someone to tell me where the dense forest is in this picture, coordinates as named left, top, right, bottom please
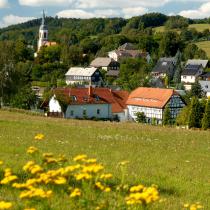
left=0, top=13, right=210, bottom=109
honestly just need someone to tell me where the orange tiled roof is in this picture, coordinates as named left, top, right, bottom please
left=126, top=87, right=177, bottom=108
left=54, top=87, right=129, bottom=113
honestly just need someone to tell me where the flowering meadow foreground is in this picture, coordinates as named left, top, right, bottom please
left=0, top=110, right=209, bottom=209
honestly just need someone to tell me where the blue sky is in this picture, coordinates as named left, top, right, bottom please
left=0, top=0, right=209, bottom=28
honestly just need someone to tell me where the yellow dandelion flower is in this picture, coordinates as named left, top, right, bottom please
left=0, top=201, right=12, bottom=209
left=24, top=208, right=36, bottom=210
left=100, top=173, right=113, bottom=179
left=34, top=133, right=44, bottom=141
left=73, top=154, right=87, bottom=162
left=0, top=161, right=3, bottom=165
left=130, top=185, right=144, bottom=193
left=70, top=188, right=81, bottom=198
left=27, top=146, right=39, bottom=154
left=54, top=177, right=67, bottom=185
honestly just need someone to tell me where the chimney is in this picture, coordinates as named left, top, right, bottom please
left=89, top=86, right=93, bottom=97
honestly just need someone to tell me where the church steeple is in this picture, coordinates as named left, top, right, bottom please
left=38, top=10, right=48, bottom=51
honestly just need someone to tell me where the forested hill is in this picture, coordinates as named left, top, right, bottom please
left=0, top=13, right=187, bottom=44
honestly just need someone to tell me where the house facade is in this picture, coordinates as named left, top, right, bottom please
left=65, top=67, right=102, bottom=86
left=151, top=57, right=176, bottom=79
left=108, top=43, right=151, bottom=63
left=181, top=64, right=203, bottom=90
left=48, top=87, right=129, bottom=121
left=90, top=57, right=120, bottom=71
left=126, top=87, right=185, bottom=124
left=199, top=80, right=210, bottom=97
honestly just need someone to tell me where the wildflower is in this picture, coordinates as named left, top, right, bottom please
left=43, top=153, right=54, bottom=158
left=24, top=208, right=36, bottom=210
left=100, top=173, right=113, bottom=180
left=0, top=161, right=3, bottom=165
left=27, top=146, right=39, bottom=154
left=130, top=185, right=144, bottom=193
left=82, top=164, right=104, bottom=173
left=34, top=133, right=44, bottom=140
left=53, top=177, right=67, bottom=185
left=75, top=173, right=92, bottom=181
left=73, top=154, right=87, bottom=162
left=84, top=158, right=97, bottom=164
left=119, top=161, right=129, bottom=166
left=1, top=168, right=18, bottom=185
left=0, top=201, right=12, bottom=209
left=70, top=188, right=81, bottom=198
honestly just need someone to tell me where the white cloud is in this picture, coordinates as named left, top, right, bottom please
left=179, top=2, right=210, bottom=19
left=0, top=0, right=9, bottom=8
left=122, top=7, right=148, bottom=19
left=0, top=14, right=36, bottom=28
left=56, top=9, right=95, bottom=19
left=19, top=0, right=71, bottom=7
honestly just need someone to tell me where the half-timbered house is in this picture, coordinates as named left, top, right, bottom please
left=126, top=87, right=185, bottom=124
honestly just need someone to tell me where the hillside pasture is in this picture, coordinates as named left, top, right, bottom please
left=196, top=41, right=210, bottom=58
left=0, top=110, right=209, bottom=209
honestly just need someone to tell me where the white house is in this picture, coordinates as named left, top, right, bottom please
left=65, top=67, right=102, bottom=86
left=48, top=87, right=129, bottom=121
left=199, top=80, right=210, bottom=97
left=186, top=59, right=208, bottom=69
left=126, top=87, right=185, bottom=124
left=181, top=64, right=204, bottom=90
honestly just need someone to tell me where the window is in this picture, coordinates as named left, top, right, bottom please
left=44, top=32, right=47, bottom=39
left=97, top=109, right=100, bottom=115
left=70, top=110, right=74, bottom=116
left=70, top=96, right=77, bottom=102
left=83, top=109, right=87, bottom=116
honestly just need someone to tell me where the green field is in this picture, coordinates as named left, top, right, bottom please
left=154, top=24, right=210, bottom=33
left=196, top=41, right=210, bottom=58
left=0, top=110, right=209, bottom=209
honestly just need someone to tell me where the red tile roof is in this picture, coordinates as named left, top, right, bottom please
left=54, top=87, right=129, bottom=113
left=126, top=87, right=177, bottom=109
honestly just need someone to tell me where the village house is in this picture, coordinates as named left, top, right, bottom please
left=181, top=64, right=204, bottom=90
left=151, top=57, right=177, bottom=79
left=199, top=80, right=210, bottom=97
left=186, top=59, right=208, bottom=69
left=65, top=67, right=103, bottom=86
left=126, top=87, right=185, bottom=124
left=108, top=43, right=151, bottom=63
left=90, top=57, right=120, bottom=71
left=200, top=72, right=210, bottom=81
left=48, top=87, right=129, bottom=121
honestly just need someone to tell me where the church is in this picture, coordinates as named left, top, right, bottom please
left=35, top=11, right=57, bottom=56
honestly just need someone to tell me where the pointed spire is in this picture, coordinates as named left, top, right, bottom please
left=42, top=10, right=45, bottom=25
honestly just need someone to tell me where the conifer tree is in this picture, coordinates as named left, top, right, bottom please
left=202, top=99, right=210, bottom=130
left=190, top=81, right=204, bottom=98
left=163, top=104, right=171, bottom=125
left=188, top=97, right=203, bottom=128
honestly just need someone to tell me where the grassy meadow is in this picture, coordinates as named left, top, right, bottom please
left=153, top=24, right=210, bottom=33
left=0, top=110, right=210, bottom=209
left=196, top=41, right=210, bottom=58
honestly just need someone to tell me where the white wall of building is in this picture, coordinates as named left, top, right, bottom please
left=65, top=104, right=112, bottom=119
left=108, top=51, right=118, bottom=62
left=181, top=75, right=196, bottom=84
left=49, top=96, right=62, bottom=113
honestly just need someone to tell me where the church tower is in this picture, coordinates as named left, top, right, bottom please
left=38, top=10, right=48, bottom=51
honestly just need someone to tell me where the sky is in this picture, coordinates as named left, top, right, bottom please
left=0, top=0, right=210, bottom=28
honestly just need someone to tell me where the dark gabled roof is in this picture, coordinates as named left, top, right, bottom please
left=182, top=64, right=202, bottom=76
left=152, top=60, right=174, bottom=73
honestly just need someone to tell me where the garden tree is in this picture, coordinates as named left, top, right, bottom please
left=80, top=38, right=101, bottom=54
left=159, top=31, right=184, bottom=57
left=188, top=97, right=203, bottom=128
left=135, top=112, right=146, bottom=123
left=173, top=50, right=182, bottom=86
left=176, top=106, right=190, bottom=126
left=36, top=45, right=61, bottom=64
left=164, top=75, right=169, bottom=88
left=163, top=105, right=171, bottom=125
left=14, top=39, right=34, bottom=62
left=190, top=80, right=204, bottom=98
left=138, top=35, right=159, bottom=54
left=10, top=85, right=36, bottom=110
left=54, top=91, right=71, bottom=113
left=165, top=16, right=189, bottom=29
left=183, top=44, right=207, bottom=60
left=202, top=99, right=210, bottom=130
left=117, top=58, right=150, bottom=91
left=180, top=29, right=194, bottom=42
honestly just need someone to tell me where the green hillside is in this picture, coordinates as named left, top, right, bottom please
left=0, top=110, right=209, bottom=209
left=196, top=41, right=210, bottom=58
left=154, top=23, right=210, bottom=33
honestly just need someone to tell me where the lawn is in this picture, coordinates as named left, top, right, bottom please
left=0, top=110, right=209, bottom=209
left=196, top=41, right=210, bottom=58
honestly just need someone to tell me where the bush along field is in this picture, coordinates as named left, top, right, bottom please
left=0, top=110, right=209, bottom=209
